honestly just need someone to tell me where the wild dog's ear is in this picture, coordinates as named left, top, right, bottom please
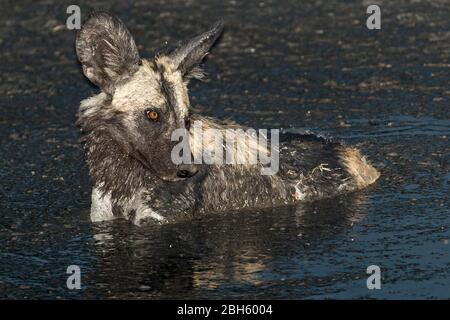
left=76, top=11, right=140, bottom=94
left=169, top=20, right=223, bottom=79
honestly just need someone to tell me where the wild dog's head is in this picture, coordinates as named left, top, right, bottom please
left=76, top=11, right=223, bottom=181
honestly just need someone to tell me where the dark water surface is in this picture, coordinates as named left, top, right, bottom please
left=0, top=0, right=449, bottom=299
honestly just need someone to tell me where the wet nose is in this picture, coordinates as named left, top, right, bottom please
left=176, top=164, right=199, bottom=178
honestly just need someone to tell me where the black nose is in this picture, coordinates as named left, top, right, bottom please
left=176, top=164, right=198, bottom=178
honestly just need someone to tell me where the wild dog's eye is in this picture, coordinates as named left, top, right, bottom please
left=145, top=110, right=159, bottom=122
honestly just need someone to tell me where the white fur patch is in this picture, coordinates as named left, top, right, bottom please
left=90, top=187, right=167, bottom=225
left=90, top=187, right=115, bottom=222
left=79, top=92, right=108, bottom=116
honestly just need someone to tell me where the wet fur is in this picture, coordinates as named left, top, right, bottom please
left=76, top=11, right=380, bottom=225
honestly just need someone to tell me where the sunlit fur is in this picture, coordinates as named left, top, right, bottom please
left=338, top=147, right=381, bottom=188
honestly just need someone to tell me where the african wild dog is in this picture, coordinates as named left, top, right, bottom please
left=76, top=11, right=380, bottom=226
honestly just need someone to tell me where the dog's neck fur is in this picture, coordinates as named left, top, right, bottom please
left=85, top=128, right=147, bottom=203
left=77, top=93, right=147, bottom=202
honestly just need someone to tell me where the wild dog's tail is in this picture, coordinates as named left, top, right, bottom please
left=338, top=147, right=380, bottom=188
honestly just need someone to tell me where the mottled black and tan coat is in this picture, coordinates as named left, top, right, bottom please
left=75, top=11, right=380, bottom=226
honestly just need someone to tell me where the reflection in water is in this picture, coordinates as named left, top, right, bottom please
left=86, top=193, right=369, bottom=298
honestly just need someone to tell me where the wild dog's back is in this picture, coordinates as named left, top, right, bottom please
left=188, top=121, right=380, bottom=213
left=277, top=132, right=380, bottom=201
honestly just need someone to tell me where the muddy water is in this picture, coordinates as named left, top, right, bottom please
left=0, top=0, right=449, bottom=299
